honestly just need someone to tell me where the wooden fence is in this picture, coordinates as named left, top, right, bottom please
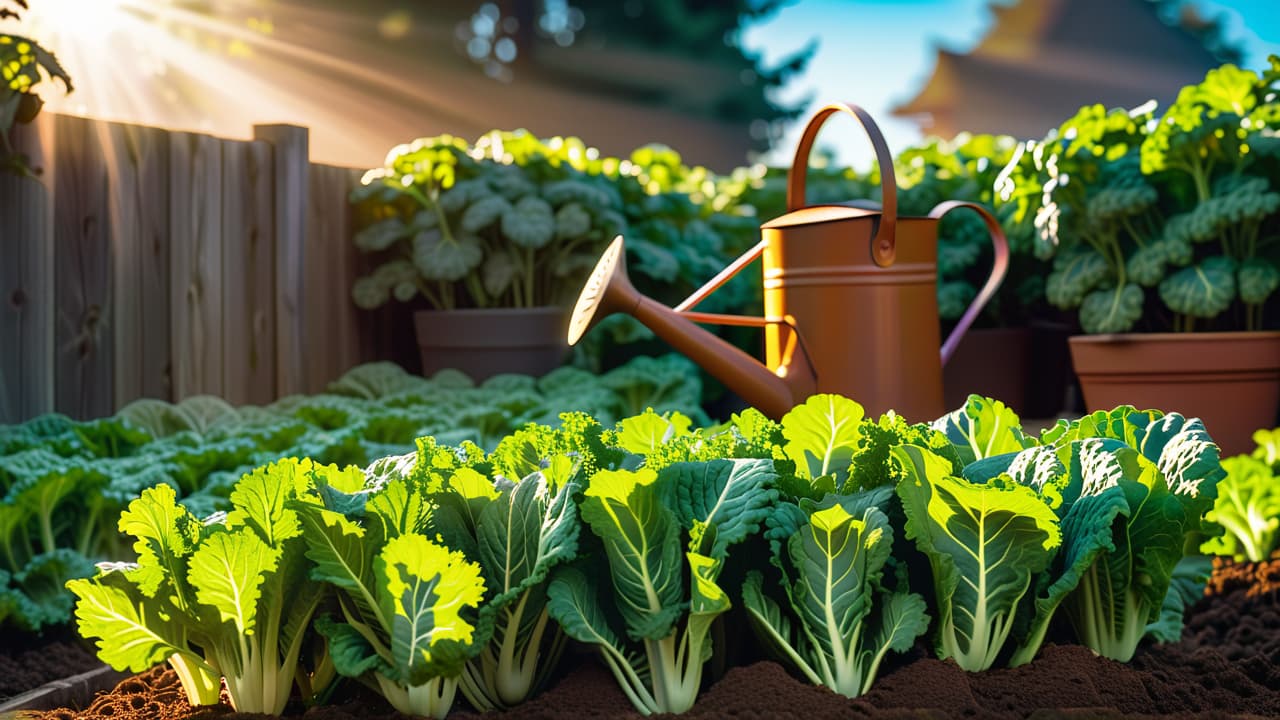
left=0, top=113, right=374, bottom=424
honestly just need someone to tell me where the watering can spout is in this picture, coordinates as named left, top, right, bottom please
left=568, top=236, right=813, bottom=419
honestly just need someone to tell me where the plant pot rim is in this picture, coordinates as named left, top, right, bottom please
left=1070, top=330, right=1280, bottom=345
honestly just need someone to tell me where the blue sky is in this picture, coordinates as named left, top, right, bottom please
left=744, top=0, right=1280, bottom=166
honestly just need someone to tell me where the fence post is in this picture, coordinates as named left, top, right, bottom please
left=0, top=116, right=56, bottom=424
left=254, top=124, right=309, bottom=398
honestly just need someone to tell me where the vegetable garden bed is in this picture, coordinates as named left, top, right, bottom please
left=15, top=554, right=1280, bottom=720
left=5, top=391, right=1278, bottom=720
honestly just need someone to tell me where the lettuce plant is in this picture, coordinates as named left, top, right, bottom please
left=67, top=459, right=331, bottom=713
left=893, top=443, right=1061, bottom=671
left=1202, top=453, right=1280, bottom=562
left=742, top=487, right=928, bottom=697
left=548, top=458, right=777, bottom=715
left=427, top=427, right=585, bottom=711
left=971, top=407, right=1225, bottom=663
left=1049, top=411, right=1222, bottom=661
left=292, top=464, right=486, bottom=719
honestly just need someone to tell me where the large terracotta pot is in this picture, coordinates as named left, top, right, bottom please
left=943, top=328, right=1032, bottom=415
left=414, top=307, right=569, bottom=381
left=1069, top=332, right=1280, bottom=455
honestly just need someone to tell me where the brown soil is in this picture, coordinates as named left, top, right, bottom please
left=0, top=637, right=101, bottom=702
left=16, top=556, right=1280, bottom=720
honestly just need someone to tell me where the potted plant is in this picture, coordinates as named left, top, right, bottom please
left=350, top=131, right=625, bottom=380
left=1002, top=60, right=1280, bottom=453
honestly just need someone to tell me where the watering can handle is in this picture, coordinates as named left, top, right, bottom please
left=933, top=201, right=1010, bottom=366
left=785, top=102, right=899, bottom=267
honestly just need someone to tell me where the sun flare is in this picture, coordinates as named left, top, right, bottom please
left=0, top=0, right=446, bottom=165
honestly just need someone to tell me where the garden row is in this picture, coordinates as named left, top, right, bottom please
left=352, top=58, right=1280, bottom=342
left=63, top=394, right=1263, bottom=718
left=346, top=58, right=1280, bottom=453
left=0, top=354, right=707, bottom=634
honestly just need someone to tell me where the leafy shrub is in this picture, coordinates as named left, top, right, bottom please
left=1001, top=58, right=1280, bottom=333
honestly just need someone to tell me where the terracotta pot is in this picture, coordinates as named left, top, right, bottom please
left=1069, top=332, right=1280, bottom=455
left=414, top=307, right=569, bottom=381
left=943, top=327, right=1031, bottom=415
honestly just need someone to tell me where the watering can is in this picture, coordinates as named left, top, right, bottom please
left=567, top=102, right=1009, bottom=421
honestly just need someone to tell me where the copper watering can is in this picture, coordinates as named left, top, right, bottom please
left=567, top=103, right=1009, bottom=421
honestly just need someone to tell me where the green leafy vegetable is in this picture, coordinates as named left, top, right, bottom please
left=294, top=470, right=486, bottom=719
left=68, top=459, right=332, bottom=713
left=549, top=458, right=776, bottom=714
left=893, top=444, right=1061, bottom=671
left=742, top=489, right=928, bottom=696
left=1202, top=452, right=1280, bottom=562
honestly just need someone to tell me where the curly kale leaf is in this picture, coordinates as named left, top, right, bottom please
left=1046, top=248, right=1111, bottom=309
left=1159, top=257, right=1237, bottom=318
left=501, top=196, right=556, bottom=249
left=1080, top=283, right=1144, bottom=334
left=412, top=229, right=483, bottom=281
left=1238, top=258, right=1280, bottom=306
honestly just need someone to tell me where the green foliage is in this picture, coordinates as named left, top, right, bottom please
left=931, top=395, right=1035, bottom=466
left=55, top=393, right=1233, bottom=715
left=742, top=490, right=928, bottom=697
left=1, top=5, right=72, bottom=176
left=292, top=468, right=486, bottom=719
left=67, top=460, right=333, bottom=713
left=913, top=398, right=1224, bottom=668
left=1201, top=429, right=1280, bottom=562
left=1033, top=410, right=1225, bottom=661
left=1006, top=59, right=1280, bottom=333
left=0, top=356, right=706, bottom=635
left=428, top=453, right=583, bottom=709
left=351, top=131, right=626, bottom=311
left=893, top=444, right=1061, bottom=671
left=549, top=457, right=777, bottom=714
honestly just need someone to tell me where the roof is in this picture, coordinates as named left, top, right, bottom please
left=892, top=0, right=1222, bottom=137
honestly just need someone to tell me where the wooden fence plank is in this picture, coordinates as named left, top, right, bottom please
left=169, top=132, right=224, bottom=401
left=253, top=124, right=309, bottom=398
left=221, top=140, right=277, bottom=406
left=303, top=164, right=363, bottom=393
left=107, top=123, right=172, bottom=409
left=52, top=115, right=114, bottom=420
left=1, top=115, right=367, bottom=422
left=0, top=115, right=56, bottom=424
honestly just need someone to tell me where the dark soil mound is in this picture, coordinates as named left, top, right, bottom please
left=18, top=556, right=1280, bottom=720
left=0, top=633, right=101, bottom=702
